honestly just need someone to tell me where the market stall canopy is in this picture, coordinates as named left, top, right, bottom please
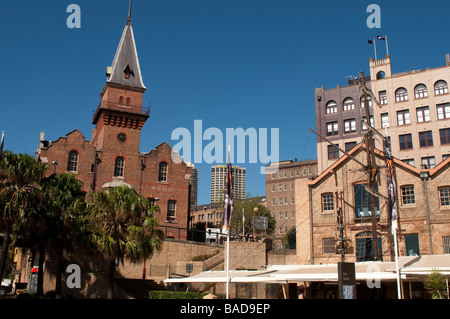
left=164, top=255, right=450, bottom=284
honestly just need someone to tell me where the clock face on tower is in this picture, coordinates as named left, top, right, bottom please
left=117, top=133, right=127, bottom=143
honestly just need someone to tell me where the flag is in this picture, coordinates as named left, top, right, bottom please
left=377, top=35, right=386, bottom=40
left=384, top=138, right=397, bottom=230
left=222, top=157, right=234, bottom=235
left=0, top=131, right=4, bottom=162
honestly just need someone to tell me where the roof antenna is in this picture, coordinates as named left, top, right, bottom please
left=127, top=0, right=133, bottom=23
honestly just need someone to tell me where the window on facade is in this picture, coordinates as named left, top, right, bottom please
left=67, top=150, right=79, bottom=172
left=322, top=193, right=334, bottom=211
left=360, top=96, right=372, bottom=108
left=405, top=234, right=420, bottom=256
left=326, top=122, right=339, bottom=136
left=355, top=231, right=382, bottom=261
left=379, top=90, right=387, bottom=105
left=437, top=103, right=450, bottom=119
left=434, top=80, right=448, bottom=95
left=399, top=134, right=413, bottom=150
left=416, top=106, right=430, bottom=123
left=344, top=119, right=356, bottom=133
left=343, top=98, right=355, bottom=111
left=381, top=113, right=389, bottom=128
left=421, top=156, right=436, bottom=169
left=397, top=110, right=410, bottom=126
left=327, top=145, right=339, bottom=160
left=419, top=131, right=433, bottom=147
left=401, top=186, right=415, bottom=205
left=158, top=162, right=168, bottom=182
left=414, top=84, right=428, bottom=99
left=326, top=100, right=337, bottom=114
left=345, top=141, right=357, bottom=152
left=114, top=156, right=125, bottom=177
left=362, top=116, right=374, bottom=130
left=402, top=159, right=415, bottom=166
left=354, top=184, right=379, bottom=218
left=439, top=187, right=450, bottom=207
left=443, top=236, right=450, bottom=254
left=323, top=238, right=335, bottom=254
left=440, top=128, right=450, bottom=145
left=167, top=200, right=176, bottom=221
left=395, top=87, right=408, bottom=102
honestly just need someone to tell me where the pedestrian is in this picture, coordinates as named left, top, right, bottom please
left=298, top=285, right=305, bottom=299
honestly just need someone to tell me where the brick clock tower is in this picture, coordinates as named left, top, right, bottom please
left=37, top=12, right=192, bottom=237
left=91, top=16, right=150, bottom=189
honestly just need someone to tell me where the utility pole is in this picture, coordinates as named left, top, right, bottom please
left=360, top=71, right=380, bottom=261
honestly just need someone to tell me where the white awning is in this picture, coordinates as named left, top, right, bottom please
left=164, top=254, right=450, bottom=284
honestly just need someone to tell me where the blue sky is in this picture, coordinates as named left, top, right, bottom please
left=1, top=0, right=450, bottom=205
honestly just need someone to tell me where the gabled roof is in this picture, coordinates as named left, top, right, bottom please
left=308, top=142, right=430, bottom=186
left=107, top=19, right=146, bottom=90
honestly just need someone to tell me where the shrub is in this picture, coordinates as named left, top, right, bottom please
left=148, top=290, right=206, bottom=299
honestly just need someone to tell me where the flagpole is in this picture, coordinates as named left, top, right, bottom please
left=225, top=145, right=231, bottom=299
left=373, top=38, right=377, bottom=60
left=385, top=35, right=390, bottom=56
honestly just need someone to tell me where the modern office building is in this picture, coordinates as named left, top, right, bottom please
left=186, top=163, right=198, bottom=207
left=210, top=165, right=246, bottom=203
left=315, top=54, right=450, bottom=173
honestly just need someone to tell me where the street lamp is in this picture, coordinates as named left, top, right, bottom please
left=52, top=160, right=58, bottom=174
left=253, top=207, right=259, bottom=242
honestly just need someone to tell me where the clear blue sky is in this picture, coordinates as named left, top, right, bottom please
left=1, top=0, right=450, bottom=205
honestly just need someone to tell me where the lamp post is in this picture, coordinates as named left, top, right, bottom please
left=253, top=207, right=259, bottom=242
left=52, top=160, right=58, bottom=174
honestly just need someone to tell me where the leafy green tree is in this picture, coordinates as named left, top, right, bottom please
left=39, top=173, right=86, bottom=298
left=229, top=197, right=275, bottom=239
left=85, top=186, right=163, bottom=299
left=424, top=268, right=448, bottom=299
left=0, top=152, right=47, bottom=283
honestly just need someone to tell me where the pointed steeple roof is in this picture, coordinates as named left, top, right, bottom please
left=106, top=14, right=146, bottom=90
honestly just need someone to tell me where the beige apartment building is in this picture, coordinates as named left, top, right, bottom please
left=265, top=159, right=318, bottom=246
left=315, top=54, right=450, bottom=173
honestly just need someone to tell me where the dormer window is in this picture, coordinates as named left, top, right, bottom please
left=123, top=64, right=133, bottom=79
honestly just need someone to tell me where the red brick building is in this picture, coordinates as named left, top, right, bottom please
left=36, top=17, right=192, bottom=236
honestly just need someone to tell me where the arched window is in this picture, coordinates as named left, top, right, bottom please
left=158, top=161, right=168, bottom=182
left=414, top=84, right=428, bottom=99
left=67, top=150, right=78, bottom=172
left=325, top=100, right=337, bottom=114
left=434, top=80, right=448, bottom=95
left=119, top=96, right=124, bottom=105
left=114, top=156, right=125, bottom=177
left=126, top=97, right=131, bottom=106
left=343, top=98, right=355, bottom=111
left=360, top=95, right=372, bottom=108
left=395, top=87, right=408, bottom=102
left=376, top=71, right=385, bottom=79
left=356, top=231, right=382, bottom=261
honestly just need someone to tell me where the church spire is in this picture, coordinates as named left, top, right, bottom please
left=105, top=0, right=145, bottom=91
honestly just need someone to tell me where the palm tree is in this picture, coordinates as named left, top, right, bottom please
left=0, top=152, right=48, bottom=283
left=86, top=186, right=163, bottom=299
left=39, top=173, right=86, bottom=298
left=424, top=268, right=448, bottom=299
